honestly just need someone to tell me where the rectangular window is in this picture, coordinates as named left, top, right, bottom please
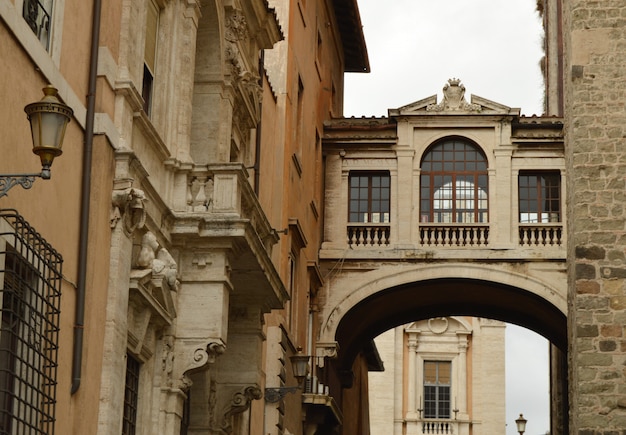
left=349, top=172, right=390, bottom=223
left=0, top=211, right=62, bottom=435
left=519, top=171, right=561, bottom=223
left=23, top=0, right=53, bottom=50
left=122, top=354, right=141, bottom=435
left=143, top=0, right=159, bottom=115
left=424, top=361, right=451, bottom=419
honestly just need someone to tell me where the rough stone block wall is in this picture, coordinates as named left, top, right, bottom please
left=567, top=1, right=626, bottom=432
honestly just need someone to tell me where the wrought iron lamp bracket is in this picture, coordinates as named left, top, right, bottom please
left=264, top=386, right=301, bottom=403
left=0, top=171, right=48, bottom=198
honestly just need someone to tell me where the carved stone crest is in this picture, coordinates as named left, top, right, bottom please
left=426, top=78, right=482, bottom=112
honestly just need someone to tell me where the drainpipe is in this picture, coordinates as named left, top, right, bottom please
left=71, top=0, right=101, bottom=394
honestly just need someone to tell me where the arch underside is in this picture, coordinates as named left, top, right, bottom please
left=334, top=278, right=567, bottom=372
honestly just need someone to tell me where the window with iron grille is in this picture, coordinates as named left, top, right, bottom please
left=123, top=354, right=141, bottom=435
left=22, top=0, right=53, bottom=50
left=349, top=172, right=390, bottom=223
left=420, top=139, right=488, bottom=223
left=519, top=171, right=561, bottom=223
left=424, top=361, right=451, bottom=419
left=0, top=209, right=62, bottom=434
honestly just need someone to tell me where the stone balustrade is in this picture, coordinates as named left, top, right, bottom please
left=421, top=420, right=454, bottom=434
left=518, top=224, right=562, bottom=246
left=419, top=224, right=489, bottom=247
left=347, top=224, right=391, bottom=247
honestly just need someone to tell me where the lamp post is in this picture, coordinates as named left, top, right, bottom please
left=516, top=413, right=527, bottom=435
left=265, top=348, right=310, bottom=403
left=0, top=85, right=73, bottom=197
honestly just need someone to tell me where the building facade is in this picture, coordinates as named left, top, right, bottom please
left=0, top=0, right=368, bottom=434
left=3, top=0, right=626, bottom=434
left=320, top=80, right=566, bottom=434
left=369, top=318, right=506, bottom=435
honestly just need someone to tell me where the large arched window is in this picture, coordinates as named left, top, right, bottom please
left=420, top=139, right=488, bottom=223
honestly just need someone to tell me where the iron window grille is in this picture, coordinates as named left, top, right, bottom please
left=0, top=209, right=62, bottom=435
left=420, top=139, right=489, bottom=223
left=22, top=0, right=53, bottom=50
left=122, top=354, right=141, bottom=435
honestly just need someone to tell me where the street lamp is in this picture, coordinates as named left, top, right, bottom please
left=0, top=85, right=73, bottom=197
left=516, top=413, right=527, bottom=435
left=265, top=348, right=310, bottom=403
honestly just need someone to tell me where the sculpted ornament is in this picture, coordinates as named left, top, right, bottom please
left=111, top=188, right=147, bottom=234
left=219, top=386, right=262, bottom=434
left=170, top=341, right=226, bottom=390
left=225, top=11, right=248, bottom=42
left=426, top=78, right=482, bottom=112
left=137, top=231, right=179, bottom=290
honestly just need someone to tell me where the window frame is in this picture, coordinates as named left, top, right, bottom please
left=142, top=0, right=160, bottom=116
left=420, top=138, right=489, bottom=223
left=122, top=353, right=142, bottom=435
left=22, top=0, right=53, bottom=50
left=518, top=171, right=561, bottom=223
left=423, top=360, right=452, bottom=419
left=348, top=171, right=391, bottom=224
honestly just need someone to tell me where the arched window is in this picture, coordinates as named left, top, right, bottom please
left=420, top=139, right=488, bottom=223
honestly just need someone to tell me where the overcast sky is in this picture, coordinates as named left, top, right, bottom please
left=344, top=1, right=550, bottom=433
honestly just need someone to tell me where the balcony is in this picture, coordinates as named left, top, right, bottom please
left=171, top=163, right=287, bottom=310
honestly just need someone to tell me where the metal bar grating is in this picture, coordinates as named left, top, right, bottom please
left=0, top=209, right=62, bottom=435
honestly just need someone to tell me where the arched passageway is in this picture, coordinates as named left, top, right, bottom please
left=320, top=276, right=568, bottom=435
left=333, top=278, right=566, bottom=372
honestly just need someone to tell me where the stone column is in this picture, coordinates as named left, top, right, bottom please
left=321, top=152, right=346, bottom=248
left=492, top=146, right=513, bottom=247
left=406, top=335, right=419, bottom=422
left=456, top=333, right=469, bottom=419
left=395, top=149, right=416, bottom=246
left=393, top=327, right=404, bottom=435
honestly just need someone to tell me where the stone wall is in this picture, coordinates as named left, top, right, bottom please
left=567, top=0, right=626, bottom=432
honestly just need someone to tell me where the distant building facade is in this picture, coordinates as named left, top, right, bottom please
left=369, top=318, right=505, bottom=435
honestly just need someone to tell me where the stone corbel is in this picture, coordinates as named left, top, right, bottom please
left=315, top=342, right=339, bottom=368
left=111, top=187, right=147, bottom=234
left=166, top=339, right=226, bottom=391
left=219, top=385, right=262, bottom=434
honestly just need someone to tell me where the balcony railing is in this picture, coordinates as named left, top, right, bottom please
left=419, top=224, right=489, bottom=247
left=340, top=223, right=564, bottom=249
left=347, top=223, right=390, bottom=247
left=422, top=420, right=453, bottom=434
left=519, top=224, right=563, bottom=246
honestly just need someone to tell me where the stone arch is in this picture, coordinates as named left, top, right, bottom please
left=319, top=263, right=566, bottom=371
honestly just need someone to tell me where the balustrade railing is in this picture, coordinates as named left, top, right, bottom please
left=347, top=224, right=391, bottom=247
left=422, top=420, right=453, bottom=434
left=419, top=224, right=489, bottom=247
left=183, top=164, right=277, bottom=253
left=519, top=224, right=563, bottom=246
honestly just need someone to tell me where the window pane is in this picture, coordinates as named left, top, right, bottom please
left=421, top=140, right=488, bottom=223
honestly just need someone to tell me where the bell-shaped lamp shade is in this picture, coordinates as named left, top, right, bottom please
left=24, top=85, right=73, bottom=176
left=289, top=348, right=310, bottom=382
left=515, top=414, right=527, bottom=433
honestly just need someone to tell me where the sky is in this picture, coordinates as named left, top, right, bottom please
left=344, top=1, right=550, bottom=433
